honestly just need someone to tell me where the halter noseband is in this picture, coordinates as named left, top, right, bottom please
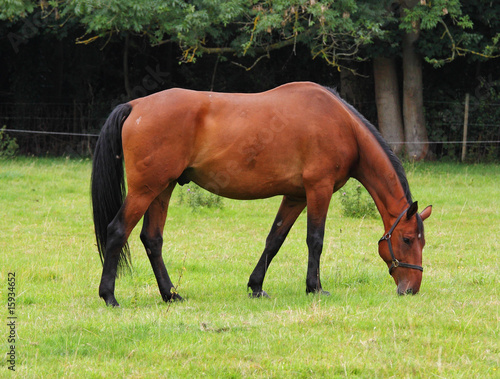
left=378, top=207, right=424, bottom=276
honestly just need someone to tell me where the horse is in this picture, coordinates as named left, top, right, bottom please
left=91, top=82, right=432, bottom=307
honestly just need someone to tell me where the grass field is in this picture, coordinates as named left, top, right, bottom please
left=1, top=158, right=498, bottom=378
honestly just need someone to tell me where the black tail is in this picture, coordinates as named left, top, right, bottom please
left=91, top=103, right=133, bottom=274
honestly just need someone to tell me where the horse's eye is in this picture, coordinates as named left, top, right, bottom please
left=403, top=237, right=411, bottom=245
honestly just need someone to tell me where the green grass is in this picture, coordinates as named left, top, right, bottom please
left=1, top=158, right=498, bottom=378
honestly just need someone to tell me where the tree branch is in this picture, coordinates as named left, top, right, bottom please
left=195, top=36, right=301, bottom=56
left=230, top=53, right=270, bottom=71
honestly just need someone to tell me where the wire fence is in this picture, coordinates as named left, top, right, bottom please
left=0, top=102, right=104, bottom=156
left=3, top=129, right=99, bottom=137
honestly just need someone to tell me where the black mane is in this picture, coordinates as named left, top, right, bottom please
left=323, top=86, right=413, bottom=203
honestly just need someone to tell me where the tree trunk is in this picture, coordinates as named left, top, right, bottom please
left=401, top=17, right=429, bottom=160
left=373, top=56, right=404, bottom=155
left=340, top=67, right=358, bottom=107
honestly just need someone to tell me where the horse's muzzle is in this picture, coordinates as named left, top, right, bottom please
left=397, top=281, right=420, bottom=295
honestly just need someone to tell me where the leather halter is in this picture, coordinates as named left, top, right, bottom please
left=378, top=207, right=424, bottom=275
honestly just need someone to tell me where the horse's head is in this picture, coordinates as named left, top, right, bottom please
left=378, top=202, right=432, bottom=295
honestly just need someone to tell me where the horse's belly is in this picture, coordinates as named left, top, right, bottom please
left=183, top=164, right=306, bottom=200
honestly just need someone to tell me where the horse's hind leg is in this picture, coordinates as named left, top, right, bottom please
left=248, top=196, right=306, bottom=298
left=99, top=193, right=155, bottom=307
left=140, top=183, right=182, bottom=302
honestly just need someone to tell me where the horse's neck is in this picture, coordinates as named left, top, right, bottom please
left=352, top=126, right=409, bottom=229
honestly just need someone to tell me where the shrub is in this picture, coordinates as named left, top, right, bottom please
left=0, top=127, right=19, bottom=158
left=339, top=180, right=377, bottom=218
left=178, top=184, right=224, bottom=211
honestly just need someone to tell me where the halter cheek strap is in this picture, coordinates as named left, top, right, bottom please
left=378, top=207, right=424, bottom=275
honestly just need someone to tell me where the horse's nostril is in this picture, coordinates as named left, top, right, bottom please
left=398, top=287, right=414, bottom=296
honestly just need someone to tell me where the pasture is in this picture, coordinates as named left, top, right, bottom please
left=1, top=157, right=498, bottom=377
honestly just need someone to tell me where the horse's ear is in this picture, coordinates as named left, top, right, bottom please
left=406, top=201, right=418, bottom=219
left=420, top=205, right=432, bottom=221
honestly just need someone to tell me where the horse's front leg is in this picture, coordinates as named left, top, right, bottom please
left=305, top=185, right=332, bottom=296
left=247, top=196, right=306, bottom=298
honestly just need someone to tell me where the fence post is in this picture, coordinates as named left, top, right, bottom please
left=461, top=93, right=470, bottom=162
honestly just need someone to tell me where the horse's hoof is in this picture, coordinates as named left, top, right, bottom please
left=249, top=290, right=270, bottom=298
left=105, top=299, right=120, bottom=307
left=101, top=294, right=120, bottom=307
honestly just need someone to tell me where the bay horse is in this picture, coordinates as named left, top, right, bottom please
left=91, top=82, right=432, bottom=307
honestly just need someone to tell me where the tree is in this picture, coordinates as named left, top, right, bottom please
left=368, top=0, right=493, bottom=159
left=395, top=0, right=499, bottom=159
